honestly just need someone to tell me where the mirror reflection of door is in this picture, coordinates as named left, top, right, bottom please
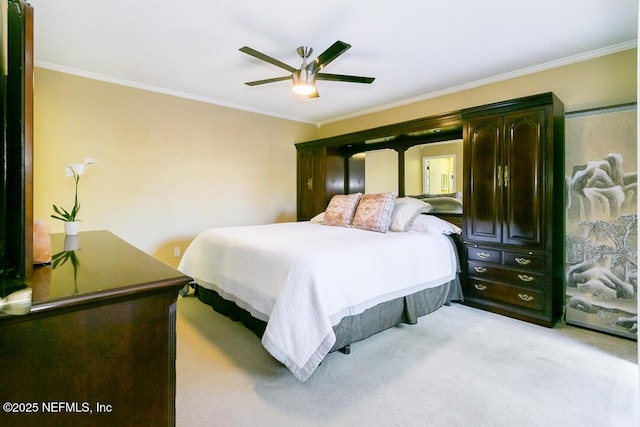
left=423, top=155, right=455, bottom=194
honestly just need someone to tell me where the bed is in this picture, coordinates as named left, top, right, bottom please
left=178, top=193, right=463, bottom=382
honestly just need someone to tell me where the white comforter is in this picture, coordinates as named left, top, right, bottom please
left=178, top=222, right=457, bottom=382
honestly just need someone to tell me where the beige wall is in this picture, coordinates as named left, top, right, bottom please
left=364, top=149, right=398, bottom=194
left=33, top=69, right=318, bottom=266
left=34, top=48, right=636, bottom=267
left=317, top=49, right=637, bottom=138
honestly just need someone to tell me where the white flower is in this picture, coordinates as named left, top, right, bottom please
left=66, top=158, right=97, bottom=178
left=52, top=157, right=97, bottom=223
left=67, top=163, right=83, bottom=176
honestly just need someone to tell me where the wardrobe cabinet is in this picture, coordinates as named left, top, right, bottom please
left=296, top=146, right=350, bottom=221
left=461, top=93, right=565, bottom=327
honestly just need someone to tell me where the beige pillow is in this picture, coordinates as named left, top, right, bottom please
left=390, top=197, right=433, bottom=232
left=352, top=192, right=397, bottom=232
left=323, top=193, right=362, bottom=227
left=309, top=212, right=325, bottom=224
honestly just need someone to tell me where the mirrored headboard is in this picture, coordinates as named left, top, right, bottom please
left=296, top=110, right=464, bottom=221
left=364, top=139, right=463, bottom=215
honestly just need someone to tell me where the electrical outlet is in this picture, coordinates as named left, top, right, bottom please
left=173, top=246, right=181, bottom=258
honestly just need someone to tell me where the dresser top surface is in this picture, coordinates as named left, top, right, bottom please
left=1, top=230, right=191, bottom=320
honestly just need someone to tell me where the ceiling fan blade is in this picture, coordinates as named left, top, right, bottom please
left=244, top=76, right=292, bottom=86
left=310, top=41, right=351, bottom=73
left=317, top=73, right=375, bottom=84
left=239, top=46, right=297, bottom=73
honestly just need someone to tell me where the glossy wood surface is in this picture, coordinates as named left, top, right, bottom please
left=21, top=231, right=190, bottom=313
left=0, top=231, right=191, bottom=426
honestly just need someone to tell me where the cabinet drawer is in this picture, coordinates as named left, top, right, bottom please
left=466, top=246, right=501, bottom=264
left=503, top=251, right=544, bottom=271
left=466, top=279, right=544, bottom=311
left=467, top=261, right=544, bottom=289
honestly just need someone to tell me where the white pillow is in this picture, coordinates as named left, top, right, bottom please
left=310, top=212, right=325, bottom=224
left=410, top=214, right=462, bottom=235
left=389, top=197, right=433, bottom=232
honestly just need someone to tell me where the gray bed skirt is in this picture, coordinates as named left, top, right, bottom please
left=192, top=275, right=463, bottom=353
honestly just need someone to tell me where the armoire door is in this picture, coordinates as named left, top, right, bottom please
left=297, top=147, right=325, bottom=221
left=465, top=115, right=503, bottom=244
left=502, top=108, right=546, bottom=248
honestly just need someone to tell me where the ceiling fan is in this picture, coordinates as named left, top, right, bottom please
left=239, top=40, right=375, bottom=98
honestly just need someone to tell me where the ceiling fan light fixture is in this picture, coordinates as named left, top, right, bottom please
left=292, top=83, right=316, bottom=96
left=292, top=69, right=316, bottom=95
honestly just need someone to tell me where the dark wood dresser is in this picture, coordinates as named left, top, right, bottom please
left=0, top=231, right=191, bottom=426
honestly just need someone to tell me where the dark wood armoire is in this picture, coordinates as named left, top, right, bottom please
left=461, top=93, right=565, bottom=326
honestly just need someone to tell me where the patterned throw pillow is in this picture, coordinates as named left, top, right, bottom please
left=323, top=193, right=362, bottom=227
left=352, top=192, right=397, bottom=232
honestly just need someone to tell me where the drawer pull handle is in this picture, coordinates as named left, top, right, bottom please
left=474, top=266, right=488, bottom=273
left=504, top=165, right=509, bottom=188
left=518, top=274, right=535, bottom=282
left=474, top=284, right=487, bottom=291
left=514, top=257, right=531, bottom=265
left=477, top=252, right=490, bottom=259
left=518, top=294, right=534, bottom=302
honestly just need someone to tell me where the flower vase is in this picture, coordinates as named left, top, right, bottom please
left=64, top=235, right=80, bottom=251
left=64, top=221, right=80, bottom=236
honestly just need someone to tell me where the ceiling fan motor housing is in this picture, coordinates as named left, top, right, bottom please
left=297, top=46, right=313, bottom=59
left=294, top=68, right=316, bottom=85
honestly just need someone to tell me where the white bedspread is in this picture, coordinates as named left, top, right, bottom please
left=178, top=222, right=457, bottom=382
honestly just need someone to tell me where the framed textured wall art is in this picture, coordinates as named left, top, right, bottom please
left=565, top=103, right=637, bottom=339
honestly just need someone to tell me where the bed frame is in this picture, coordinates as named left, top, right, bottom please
left=193, top=276, right=462, bottom=355
left=185, top=234, right=464, bottom=355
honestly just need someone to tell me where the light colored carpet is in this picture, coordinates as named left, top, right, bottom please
left=175, top=294, right=639, bottom=427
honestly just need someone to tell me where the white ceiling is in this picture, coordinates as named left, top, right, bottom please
left=29, top=0, right=638, bottom=126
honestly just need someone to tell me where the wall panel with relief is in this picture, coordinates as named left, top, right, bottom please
left=565, top=104, right=637, bottom=339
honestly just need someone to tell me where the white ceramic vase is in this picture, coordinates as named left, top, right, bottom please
left=64, top=235, right=80, bottom=251
left=64, top=221, right=80, bottom=236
